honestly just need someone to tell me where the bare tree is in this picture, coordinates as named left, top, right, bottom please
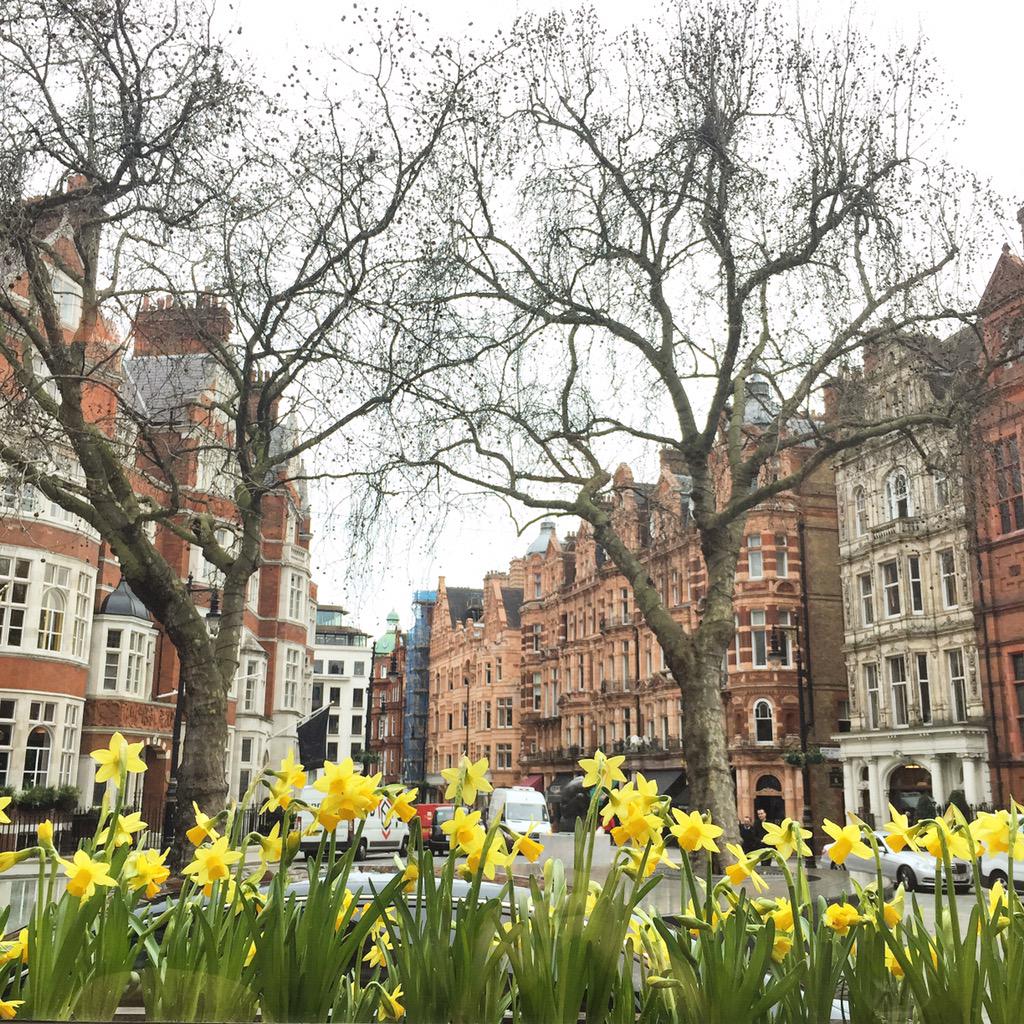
left=374, top=1, right=1002, bottom=847
left=0, top=0, right=473, bottom=851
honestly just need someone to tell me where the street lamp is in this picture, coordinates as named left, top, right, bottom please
left=767, top=618, right=816, bottom=865
left=162, top=577, right=221, bottom=849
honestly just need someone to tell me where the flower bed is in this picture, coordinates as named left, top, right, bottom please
left=0, top=741, right=1021, bottom=1023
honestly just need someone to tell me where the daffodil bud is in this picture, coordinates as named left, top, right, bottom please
left=36, top=819, right=54, bottom=850
left=646, top=975, right=682, bottom=990
left=0, top=848, right=34, bottom=873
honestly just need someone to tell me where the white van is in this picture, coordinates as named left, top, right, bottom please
left=487, top=787, right=552, bottom=835
left=296, top=784, right=409, bottom=860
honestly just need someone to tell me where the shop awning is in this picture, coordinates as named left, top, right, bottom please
left=639, top=768, right=688, bottom=799
left=521, top=774, right=545, bottom=793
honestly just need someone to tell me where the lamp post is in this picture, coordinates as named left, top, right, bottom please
left=162, top=577, right=221, bottom=850
left=767, top=618, right=815, bottom=865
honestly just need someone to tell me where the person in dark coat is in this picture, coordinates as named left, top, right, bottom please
left=752, top=807, right=769, bottom=847
left=739, top=815, right=758, bottom=854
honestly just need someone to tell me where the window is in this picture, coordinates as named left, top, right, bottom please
left=446, top=712, right=453, bottom=731
left=0, top=556, right=31, bottom=647
left=533, top=573, right=542, bottom=599
left=885, top=469, right=912, bottom=520
left=1014, top=654, right=1024, bottom=743
left=948, top=649, right=967, bottom=723
left=670, top=572, right=679, bottom=605
left=247, top=569, right=260, bottom=609
left=934, top=472, right=949, bottom=509
left=29, top=701, right=55, bottom=722
left=23, top=726, right=51, bottom=786
left=283, top=648, right=301, bottom=709
left=0, top=700, right=14, bottom=785
left=37, top=564, right=70, bottom=652
left=776, top=610, right=793, bottom=666
left=994, top=436, right=1024, bottom=535
left=351, top=715, right=362, bottom=735
left=328, top=660, right=343, bottom=675
left=462, top=702, right=468, bottom=727
left=353, top=660, right=365, bottom=676
left=125, top=632, right=152, bottom=695
left=532, top=624, right=542, bottom=652
left=238, top=736, right=256, bottom=796
left=881, top=560, right=901, bottom=617
left=753, top=700, right=774, bottom=743
left=907, top=556, right=924, bottom=614
left=241, top=658, right=265, bottom=713
left=853, top=487, right=868, bottom=537
left=915, top=654, right=932, bottom=724
left=71, top=572, right=91, bottom=658
left=103, top=629, right=122, bottom=690
left=496, top=743, right=512, bottom=769
left=747, top=535, right=763, bottom=579
left=483, top=700, right=492, bottom=729
left=864, top=663, right=880, bottom=729
left=532, top=673, right=541, bottom=711
left=939, top=549, right=958, bottom=608
left=51, top=268, right=83, bottom=329
left=313, top=659, right=323, bottom=674
left=59, top=704, right=79, bottom=783
left=497, top=697, right=513, bottom=728
left=775, top=535, right=789, bottom=578
left=750, top=610, right=767, bottom=668
left=888, top=656, right=908, bottom=727
left=287, top=572, right=305, bottom=621
left=858, top=573, right=874, bottom=626
left=352, top=688, right=364, bottom=708
left=621, top=586, right=631, bottom=620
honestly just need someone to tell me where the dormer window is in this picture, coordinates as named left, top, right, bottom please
left=885, top=469, right=912, bottom=520
left=51, top=269, right=83, bottom=330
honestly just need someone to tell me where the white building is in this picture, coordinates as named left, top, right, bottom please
left=832, top=334, right=992, bottom=823
left=310, top=605, right=371, bottom=764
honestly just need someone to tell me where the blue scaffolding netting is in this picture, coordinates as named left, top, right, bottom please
left=402, top=589, right=436, bottom=784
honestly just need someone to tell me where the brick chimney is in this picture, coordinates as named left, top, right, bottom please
left=133, top=292, right=232, bottom=356
left=659, top=447, right=687, bottom=476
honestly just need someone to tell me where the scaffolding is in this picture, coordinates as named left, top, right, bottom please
left=402, top=589, right=436, bottom=785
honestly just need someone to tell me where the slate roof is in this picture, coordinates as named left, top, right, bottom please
left=124, top=354, right=215, bottom=420
left=445, top=586, right=484, bottom=626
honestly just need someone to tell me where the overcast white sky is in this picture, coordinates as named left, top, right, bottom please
left=231, top=0, right=1023, bottom=638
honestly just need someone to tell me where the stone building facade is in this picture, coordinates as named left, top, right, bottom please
left=518, top=439, right=848, bottom=828
left=0, top=193, right=315, bottom=808
left=831, top=335, right=991, bottom=823
left=424, top=572, right=524, bottom=797
left=370, top=611, right=406, bottom=784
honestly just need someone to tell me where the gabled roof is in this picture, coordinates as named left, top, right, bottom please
left=124, top=353, right=215, bottom=420
left=980, top=246, right=1024, bottom=315
left=445, top=586, right=484, bottom=626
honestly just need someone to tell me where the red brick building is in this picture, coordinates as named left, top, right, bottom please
left=972, top=215, right=1024, bottom=803
left=0, top=191, right=315, bottom=810
left=370, top=612, right=406, bottom=783
left=518, top=441, right=847, bottom=827
left=424, top=572, right=524, bottom=797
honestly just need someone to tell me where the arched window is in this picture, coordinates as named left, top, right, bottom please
left=753, top=700, right=774, bottom=744
left=23, top=726, right=51, bottom=787
left=885, top=469, right=912, bottom=520
left=37, top=588, right=65, bottom=652
left=853, top=487, right=868, bottom=536
left=755, top=773, right=782, bottom=792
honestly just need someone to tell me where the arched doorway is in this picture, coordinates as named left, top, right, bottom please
left=888, top=762, right=934, bottom=823
left=753, top=773, right=785, bottom=823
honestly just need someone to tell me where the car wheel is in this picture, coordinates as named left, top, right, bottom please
left=399, top=835, right=409, bottom=857
left=896, top=866, right=917, bottom=892
left=357, top=839, right=368, bottom=861
left=989, top=869, right=1008, bottom=889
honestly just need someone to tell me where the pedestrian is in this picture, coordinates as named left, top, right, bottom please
left=753, top=807, right=769, bottom=847
left=739, top=815, right=757, bottom=853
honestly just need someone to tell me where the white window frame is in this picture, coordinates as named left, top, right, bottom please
left=747, top=535, right=763, bottom=580
left=775, top=535, right=789, bottom=578
left=907, top=555, right=924, bottom=614
left=750, top=610, right=767, bottom=668
left=881, top=560, right=901, bottom=617
left=948, top=649, right=968, bottom=723
left=915, top=653, right=932, bottom=725
left=865, top=663, right=880, bottom=729
left=859, top=572, right=875, bottom=626
left=885, top=469, right=913, bottom=520
left=753, top=699, right=774, bottom=744
left=939, top=549, right=958, bottom=608
left=853, top=487, right=868, bottom=537
left=888, top=656, right=909, bottom=727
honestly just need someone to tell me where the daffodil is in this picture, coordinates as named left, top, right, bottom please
left=822, top=818, right=873, bottom=865
left=0, top=795, right=10, bottom=825
left=971, top=810, right=1024, bottom=859
left=182, top=836, right=242, bottom=888
left=384, top=788, right=418, bottom=825
left=440, top=756, right=493, bottom=806
left=101, top=811, right=147, bottom=848
left=769, top=898, right=795, bottom=933
left=261, top=778, right=295, bottom=814
left=275, top=750, right=307, bottom=790
left=669, top=809, right=723, bottom=853
left=90, top=732, right=146, bottom=783
left=723, top=843, right=769, bottom=893
left=885, top=945, right=906, bottom=978
left=257, top=823, right=283, bottom=864
left=599, top=782, right=636, bottom=826
left=762, top=818, right=812, bottom=861
left=824, top=902, right=862, bottom=936
left=0, top=850, right=32, bottom=873
left=125, top=848, right=170, bottom=899
left=630, top=773, right=661, bottom=813
left=0, top=998, right=24, bottom=1020
left=611, top=804, right=663, bottom=848
left=244, top=941, right=257, bottom=968
left=623, top=839, right=678, bottom=879
left=186, top=802, right=220, bottom=846
left=509, top=827, right=545, bottom=863
left=0, top=930, right=27, bottom=966
left=578, top=750, right=627, bottom=791
left=986, top=880, right=1010, bottom=932
left=377, top=984, right=405, bottom=1021
left=335, top=889, right=357, bottom=931
left=882, top=804, right=919, bottom=853
left=315, top=760, right=382, bottom=821
left=771, top=933, right=793, bottom=963
left=36, top=819, right=54, bottom=848
left=464, top=833, right=510, bottom=880
left=61, top=850, right=117, bottom=901
left=918, top=818, right=977, bottom=861
left=441, top=807, right=482, bottom=852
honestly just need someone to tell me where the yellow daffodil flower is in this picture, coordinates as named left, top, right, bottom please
left=630, top=773, right=661, bottom=813
left=723, top=843, right=769, bottom=893
left=257, top=823, right=283, bottom=864
left=971, top=810, right=1024, bottom=859
left=669, top=809, right=723, bottom=853
left=314, top=760, right=382, bottom=822
left=0, top=929, right=27, bottom=966
left=101, top=811, right=147, bottom=849
left=36, top=819, right=54, bottom=848
left=186, top=802, right=220, bottom=846
left=822, top=818, right=873, bottom=866
left=509, top=827, right=545, bottom=863
left=599, top=782, right=636, bottom=826
left=623, top=839, right=678, bottom=879
left=384, top=788, right=418, bottom=825
left=985, top=880, right=1010, bottom=932
left=275, top=750, right=307, bottom=791
left=61, top=850, right=117, bottom=901
left=578, top=750, right=627, bottom=791
left=440, top=756, right=493, bottom=806
left=0, top=998, right=24, bottom=1020
left=182, top=836, right=242, bottom=888
left=882, top=805, right=919, bottom=853
left=261, top=778, right=295, bottom=814
left=769, top=898, right=795, bottom=933
left=244, top=941, right=257, bottom=968
left=918, top=818, right=977, bottom=861
left=611, top=804, right=663, bottom=848
left=824, top=902, right=862, bottom=936
left=0, top=796, right=11, bottom=825
left=771, top=933, right=793, bottom=963
left=441, top=807, right=482, bottom=852
left=464, top=833, right=510, bottom=880
left=885, top=945, right=906, bottom=978
left=125, top=848, right=170, bottom=899
left=335, top=889, right=357, bottom=931
left=377, top=984, right=405, bottom=1021
left=762, top=818, right=812, bottom=861
left=0, top=850, right=32, bottom=873
left=90, top=732, right=146, bottom=783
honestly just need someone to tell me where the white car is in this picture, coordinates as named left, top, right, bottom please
left=295, top=784, right=409, bottom=860
left=820, top=829, right=972, bottom=892
left=980, top=826, right=1024, bottom=889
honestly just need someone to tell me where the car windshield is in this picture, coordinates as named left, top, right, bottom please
left=434, top=807, right=454, bottom=823
left=504, top=802, right=548, bottom=822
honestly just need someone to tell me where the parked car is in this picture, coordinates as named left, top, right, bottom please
left=295, top=785, right=409, bottom=860
left=820, top=829, right=972, bottom=892
left=427, top=805, right=455, bottom=854
left=486, top=787, right=552, bottom=835
left=980, top=825, right=1024, bottom=889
